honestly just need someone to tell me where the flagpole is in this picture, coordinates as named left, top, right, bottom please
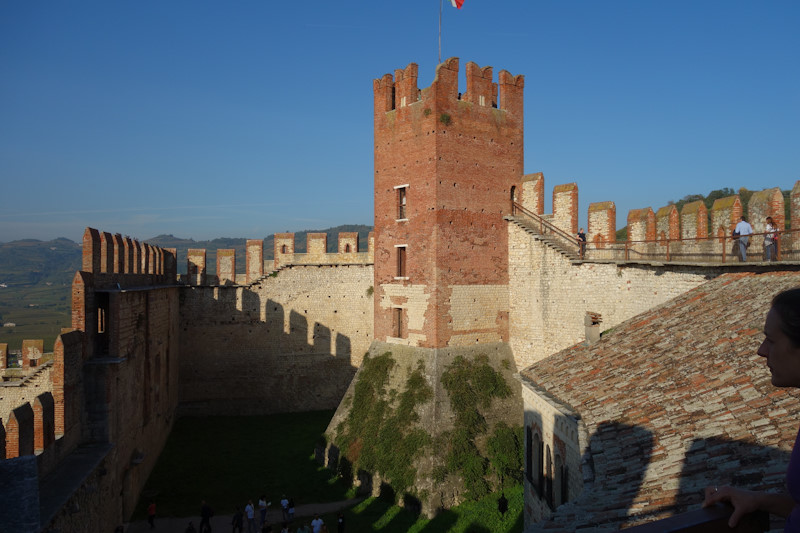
left=438, top=0, right=442, bottom=64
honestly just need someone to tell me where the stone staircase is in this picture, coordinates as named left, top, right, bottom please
left=505, top=215, right=582, bottom=261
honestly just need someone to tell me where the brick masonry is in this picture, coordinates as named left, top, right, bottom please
left=373, top=58, right=523, bottom=348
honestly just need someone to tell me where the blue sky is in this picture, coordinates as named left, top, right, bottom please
left=1, top=1, right=797, bottom=243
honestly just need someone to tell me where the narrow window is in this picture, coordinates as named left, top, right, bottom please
left=281, top=244, right=287, bottom=254
left=397, top=246, right=407, bottom=277
left=345, top=244, right=351, bottom=253
left=393, top=308, right=405, bottom=338
left=397, top=187, right=407, bottom=219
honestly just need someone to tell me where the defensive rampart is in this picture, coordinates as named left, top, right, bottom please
left=518, top=174, right=800, bottom=263
left=178, top=261, right=373, bottom=415
left=509, top=176, right=800, bottom=368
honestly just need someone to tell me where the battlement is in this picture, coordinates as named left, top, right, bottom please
left=81, top=227, right=177, bottom=285
left=0, top=340, right=51, bottom=376
left=373, top=58, right=524, bottom=127
left=515, top=173, right=800, bottom=261
left=274, top=231, right=374, bottom=270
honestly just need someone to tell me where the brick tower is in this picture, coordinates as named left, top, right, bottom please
left=373, top=57, right=524, bottom=347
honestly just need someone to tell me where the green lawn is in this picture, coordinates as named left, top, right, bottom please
left=134, top=411, right=523, bottom=533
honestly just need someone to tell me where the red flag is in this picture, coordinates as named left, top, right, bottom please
left=451, top=0, right=464, bottom=8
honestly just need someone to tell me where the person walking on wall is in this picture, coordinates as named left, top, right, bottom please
left=704, top=288, right=800, bottom=528
left=765, top=216, right=779, bottom=262
left=577, top=228, right=587, bottom=259
left=734, top=216, right=754, bottom=262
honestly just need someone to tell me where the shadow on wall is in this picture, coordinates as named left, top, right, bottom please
left=532, top=419, right=792, bottom=530
left=178, top=285, right=359, bottom=416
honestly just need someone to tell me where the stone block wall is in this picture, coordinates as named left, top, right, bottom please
left=588, top=201, right=616, bottom=247
left=522, top=379, right=584, bottom=526
left=216, top=249, right=236, bottom=285
left=681, top=200, right=708, bottom=240
left=627, top=208, right=655, bottom=243
left=246, top=239, right=264, bottom=283
left=187, top=249, right=206, bottom=285
left=508, top=222, right=712, bottom=369
left=521, top=172, right=545, bottom=215
left=552, top=183, right=578, bottom=236
left=655, top=205, right=679, bottom=242
left=178, top=263, right=373, bottom=415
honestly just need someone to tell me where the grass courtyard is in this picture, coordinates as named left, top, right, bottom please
left=134, top=411, right=523, bottom=533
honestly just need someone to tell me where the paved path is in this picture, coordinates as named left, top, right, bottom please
left=126, top=498, right=363, bottom=532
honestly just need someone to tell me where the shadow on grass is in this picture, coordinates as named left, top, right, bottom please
left=133, top=411, right=350, bottom=519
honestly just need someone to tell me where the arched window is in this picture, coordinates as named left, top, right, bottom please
left=281, top=244, right=287, bottom=254
left=345, top=244, right=351, bottom=253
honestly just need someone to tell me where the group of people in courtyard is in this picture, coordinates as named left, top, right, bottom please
left=177, top=495, right=343, bottom=533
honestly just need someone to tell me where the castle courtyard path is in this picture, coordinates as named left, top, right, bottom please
left=125, top=497, right=364, bottom=532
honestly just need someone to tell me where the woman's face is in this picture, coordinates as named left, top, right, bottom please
left=758, top=307, right=800, bottom=387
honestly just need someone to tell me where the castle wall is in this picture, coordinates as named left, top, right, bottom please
left=508, top=222, right=713, bottom=368
left=178, top=263, right=373, bottom=415
left=522, top=379, right=585, bottom=526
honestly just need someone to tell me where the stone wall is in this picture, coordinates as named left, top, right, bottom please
left=522, top=378, right=585, bottom=526
left=178, top=263, right=373, bottom=415
left=508, top=222, right=713, bottom=369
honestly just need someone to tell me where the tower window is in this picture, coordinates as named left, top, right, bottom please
left=393, top=308, right=405, bottom=338
left=396, top=245, right=407, bottom=278
left=395, top=185, right=408, bottom=220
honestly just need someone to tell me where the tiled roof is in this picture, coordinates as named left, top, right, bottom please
left=522, top=271, right=800, bottom=531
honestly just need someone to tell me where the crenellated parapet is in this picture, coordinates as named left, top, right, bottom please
left=655, top=205, right=679, bottom=243
left=373, top=57, right=524, bottom=133
left=274, top=232, right=374, bottom=271
left=514, top=175, right=800, bottom=262
left=588, top=202, right=616, bottom=247
left=521, top=173, right=545, bottom=215
left=628, top=208, right=656, bottom=243
left=749, top=187, right=785, bottom=233
left=710, top=196, right=742, bottom=239
left=681, top=201, right=708, bottom=240
left=80, top=227, right=177, bottom=285
left=553, top=183, right=579, bottom=236
left=187, top=248, right=207, bottom=285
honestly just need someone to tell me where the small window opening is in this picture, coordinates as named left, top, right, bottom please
left=397, top=246, right=407, bottom=277
left=397, top=187, right=407, bottom=219
left=393, top=308, right=405, bottom=338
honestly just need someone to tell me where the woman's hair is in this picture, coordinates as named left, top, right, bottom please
left=772, top=288, right=800, bottom=347
left=767, top=216, right=774, bottom=224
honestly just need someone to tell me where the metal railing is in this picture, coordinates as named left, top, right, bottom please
left=509, top=203, right=796, bottom=265
left=510, top=202, right=581, bottom=256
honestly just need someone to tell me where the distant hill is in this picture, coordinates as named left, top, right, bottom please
left=0, top=225, right=373, bottom=348
left=0, top=237, right=81, bottom=288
